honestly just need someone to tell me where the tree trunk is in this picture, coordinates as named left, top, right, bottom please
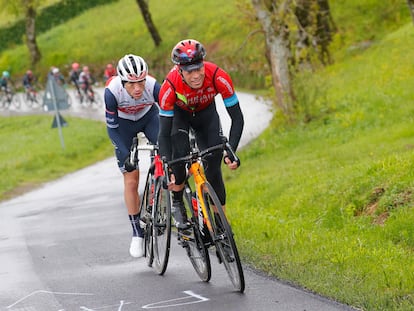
left=136, top=0, right=162, bottom=46
left=251, top=0, right=295, bottom=119
left=408, top=0, right=414, bottom=24
left=24, top=0, right=41, bottom=67
left=316, top=0, right=335, bottom=65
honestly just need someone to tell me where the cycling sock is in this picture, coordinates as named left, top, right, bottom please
left=129, top=214, right=144, bottom=238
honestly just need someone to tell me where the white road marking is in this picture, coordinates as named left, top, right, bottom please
left=6, top=290, right=94, bottom=309
left=142, top=290, right=209, bottom=309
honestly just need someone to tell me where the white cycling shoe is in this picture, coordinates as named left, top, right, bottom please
left=129, top=236, right=144, bottom=258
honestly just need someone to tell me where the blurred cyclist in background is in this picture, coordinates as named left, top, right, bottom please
left=69, top=62, right=82, bottom=97
left=50, top=67, right=66, bottom=86
left=103, top=63, right=117, bottom=85
left=22, top=70, right=38, bottom=101
left=0, top=71, right=10, bottom=91
left=78, top=66, right=95, bottom=99
left=22, top=70, right=36, bottom=90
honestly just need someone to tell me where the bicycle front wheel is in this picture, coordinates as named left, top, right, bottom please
left=203, top=182, right=245, bottom=293
left=140, top=171, right=154, bottom=267
left=182, top=186, right=211, bottom=282
left=152, top=176, right=172, bottom=275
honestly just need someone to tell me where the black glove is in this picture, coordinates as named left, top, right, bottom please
left=124, top=157, right=137, bottom=172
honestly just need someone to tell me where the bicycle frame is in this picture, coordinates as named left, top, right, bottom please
left=190, top=161, right=213, bottom=233
left=137, top=137, right=171, bottom=275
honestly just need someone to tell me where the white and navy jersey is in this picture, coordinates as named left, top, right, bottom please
left=105, top=75, right=160, bottom=126
left=104, top=75, right=161, bottom=172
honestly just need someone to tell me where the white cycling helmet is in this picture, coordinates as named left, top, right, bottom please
left=117, top=54, right=148, bottom=82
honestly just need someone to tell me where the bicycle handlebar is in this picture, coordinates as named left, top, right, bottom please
left=166, top=136, right=240, bottom=167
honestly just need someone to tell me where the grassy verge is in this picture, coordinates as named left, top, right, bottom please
left=225, top=24, right=414, bottom=310
left=0, top=114, right=113, bottom=201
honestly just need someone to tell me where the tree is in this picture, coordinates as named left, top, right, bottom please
left=408, top=0, right=414, bottom=24
left=135, top=0, right=162, bottom=46
left=251, top=0, right=295, bottom=118
left=251, top=0, right=335, bottom=119
left=0, top=0, right=42, bottom=67
left=24, top=0, right=41, bottom=67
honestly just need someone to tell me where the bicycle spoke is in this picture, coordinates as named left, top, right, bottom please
left=179, top=188, right=211, bottom=282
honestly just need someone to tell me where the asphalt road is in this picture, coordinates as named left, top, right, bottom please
left=0, top=90, right=357, bottom=311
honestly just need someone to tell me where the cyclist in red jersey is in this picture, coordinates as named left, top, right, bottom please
left=158, top=39, right=244, bottom=230
left=103, top=63, right=117, bottom=84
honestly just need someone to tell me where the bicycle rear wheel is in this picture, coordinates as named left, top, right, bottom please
left=152, top=176, right=171, bottom=275
left=140, top=171, right=154, bottom=267
left=203, top=182, right=245, bottom=293
left=182, top=186, right=211, bottom=282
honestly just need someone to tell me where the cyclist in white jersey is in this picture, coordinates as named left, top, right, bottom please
left=104, top=54, right=160, bottom=258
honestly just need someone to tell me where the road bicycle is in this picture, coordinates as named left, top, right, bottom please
left=79, top=84, right=103, bottom=108
left=133, top=136, right=172, bottom=275
left=24, top=86, right=42, bottom=109
left=0, top=86, right=21, bottom=110
left=165, top=134, right=245, bottom=293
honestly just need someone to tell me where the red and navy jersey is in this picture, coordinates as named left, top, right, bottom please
left=159, top=61, right=239, bottom=117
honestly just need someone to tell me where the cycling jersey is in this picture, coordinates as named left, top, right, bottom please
left=22, top=74, right=35, bottom=89
left=105, top=75, right=160, bottom=172
left=78, top=71, right=93, bottom=90
left=69, top=69, right=80, bottom=89
left=0, top=77, right=9, bottom=89
left=159, top=61, right=239, bottom=116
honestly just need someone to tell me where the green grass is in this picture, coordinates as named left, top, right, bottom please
left=224, top=23, right=414, bottom=310
left=0, top=114, right=113, bottom=201
left=1, top=1, right=414, bottom=310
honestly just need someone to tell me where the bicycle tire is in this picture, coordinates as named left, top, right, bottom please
left=10, top=93, right=21, bottom=109
left=152, top=175, right=172, bottom=275
left=92, top=91, right=103, bottom=108
left=140, top=170, right=154, bottom=267
left=202, top=182, right=245, bottom=293
left=182, top=185, right=211, bottom=282
left=0, top=94, right=6, bottom=109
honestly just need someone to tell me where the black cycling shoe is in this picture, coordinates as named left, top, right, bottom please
left=172, top=199, right=190, bottom=230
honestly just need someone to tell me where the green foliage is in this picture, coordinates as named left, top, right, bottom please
left=329, top=0, right=410, bottom=61
left=0, top=0, right=265, bottom=89
left=0, top=0, right=118, bottom=54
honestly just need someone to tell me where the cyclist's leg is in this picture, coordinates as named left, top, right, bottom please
left=170, top=106, right=192, bottom=229
left=115, top=120, right=146, bottom=257
left=192, top=103, right=226, bottom=207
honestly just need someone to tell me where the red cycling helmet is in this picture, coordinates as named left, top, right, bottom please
left=171, top=39, right=206, bottom=71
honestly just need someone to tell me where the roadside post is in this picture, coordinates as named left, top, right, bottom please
left=43, top=75, right=70, bottom=149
